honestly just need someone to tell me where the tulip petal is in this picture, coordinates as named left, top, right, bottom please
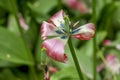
left=41, top=37, right=68, bottom=63
left=49, top=10, right=66, bottom=28
left=45, top=72, right=50, bottom=80
left=72, top=23, right=95, bottom=40
left=106, top=54, right=120, bottom=74
left=41, top=21, right=59, bottom=40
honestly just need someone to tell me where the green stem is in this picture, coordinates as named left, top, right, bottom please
left=113, top=75, right=117, bottom=80
left=92, top=0, right=97, bottom=80
left=68, top=37, right=84, bottom=80
left=29, top=67, right=37, bottom=80
left=98, top=49, right=107, bottom=65
left=57, top=0, right=62, bottom=10
left=35, top=34, right=42, bottom=64
left=93, top=37, right=97, bottom=80
left=10, top=0, right=37, bottom=80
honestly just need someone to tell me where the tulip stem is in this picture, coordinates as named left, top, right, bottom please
left=92, top=0, right=97, bottom=79
left=68, top=37, right=84, bottom=80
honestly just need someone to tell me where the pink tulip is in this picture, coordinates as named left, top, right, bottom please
left=97, top=54, right=120, bottom=74
left=106, top=54, right=120, bottom=74
left=41, top=10, right=95, bottom=63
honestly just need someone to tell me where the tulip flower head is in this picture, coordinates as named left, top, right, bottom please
left=41, top=10, right=95, bottom=63
left=97, top=54, right=120, bottom=74
left=106, top=54, right=120, bottom=74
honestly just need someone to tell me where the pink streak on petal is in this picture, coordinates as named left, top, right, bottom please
left=106, top=54, right=120, bottom=74
left=49, top=10, right=66, bottom=27
left=48, top=66, right=58, bottom=73
left=106, top=54, right=116, bottom=63
left=41, top=38, right=68, bottom=63
left=86, top=23, right=95, bottom=31
left=19, top=17, right=29, bottom=31
left=45, top=72, right=50, bottom=80
left=72, top=23, right=95, bottom=40
left=41, top=21, right=58, bottom=40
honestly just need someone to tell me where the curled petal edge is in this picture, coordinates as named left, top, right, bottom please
left=49, top=10, right=66, bottom=27
left=41, top=38, right=68, bottom=63
left=72, top=23, right=95, bottom=40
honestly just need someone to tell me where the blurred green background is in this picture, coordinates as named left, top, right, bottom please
left=0, top=0, right=120, bottom=80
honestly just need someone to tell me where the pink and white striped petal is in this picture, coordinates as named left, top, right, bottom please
left=41, top=21, right=59, bottom=40
left=106, top=54, right=120, bottom=74
left=41, top=37, right=68, bottom=63
left=72, top=23, right=95, bottom=40
left=45, top=72, right=50, bottom=80
left=49, top=10, right=66, bottom=28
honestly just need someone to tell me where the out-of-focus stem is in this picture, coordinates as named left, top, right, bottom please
left=10, top=0, right=37, bottom=80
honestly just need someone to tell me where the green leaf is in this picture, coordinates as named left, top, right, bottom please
left=32, top=0, right=57, bottom=14
left=97, top=31, right=107, bottom=44
left=113, top=2, right=120, bottom=29
left=11, top=68, right=29, bottom=80
left=75, top=49, right=101, bottom=80
left=0, top=0, right=17, bottom=13
left=51, top=66, right=79, bottom=80
left=70, top=39, right=101, bottom=79
left=0, top=27, right=33, bottom=65
left=49, top=43, right=101, bottom=80
left=0, top=0, right=12, bottom=12
left=0, top=69, right=18, bottom=80
left=27, top=0, right=57, bottom=23
left=96, top=0, right=112, bottom=20
left=37, top=70, right=44, bottom=80
left=77, top=40, right=93, bottom=57
left=27, top=2, right=49, bottom=23
left=116, top=74, right=120, bottom=80
left=0, top=60, right=17, bottom=67
left=97, top=2, right=117, bottom=37
left=7, top=14, right=20, bottom=35
left=25, top=19, right=38, bottom=50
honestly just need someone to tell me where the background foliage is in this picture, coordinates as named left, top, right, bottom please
left=0, top=0, right=120, bottom=80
